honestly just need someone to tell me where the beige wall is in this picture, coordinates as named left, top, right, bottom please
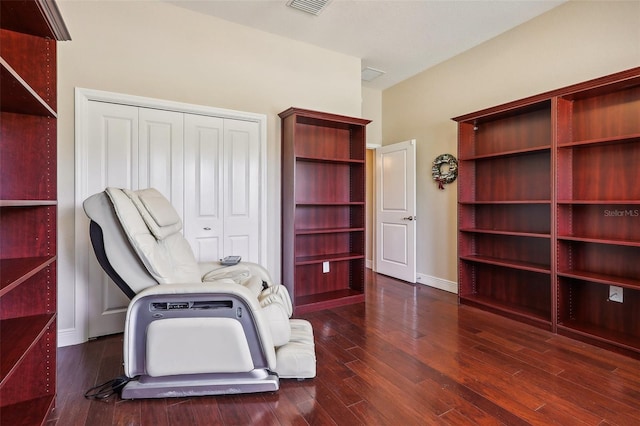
left=381, top=1, right=640, bottom=289
left=56, top=1, right=363, bottom=341
left=362, top=87, right=382, bottom=147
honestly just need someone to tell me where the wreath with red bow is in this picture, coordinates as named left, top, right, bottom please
left=432, top=154, right=458, bottom=190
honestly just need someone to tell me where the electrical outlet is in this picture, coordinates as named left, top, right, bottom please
left=609, top=285, right=623, bottom=303
left=322, top=261, right=330, bottom=273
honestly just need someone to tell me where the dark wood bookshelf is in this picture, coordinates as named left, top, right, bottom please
left=280, top=107, right=370, bottom=314
left=0, top=1, right=69, bottom=423
left=455, top=66, right=640, bottom=358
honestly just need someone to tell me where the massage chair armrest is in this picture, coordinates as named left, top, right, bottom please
left=128, top=280, right=257, bottom=303
left=200, top=261, right=274, bottom=288
left=123, top=281, right=277, bottom=377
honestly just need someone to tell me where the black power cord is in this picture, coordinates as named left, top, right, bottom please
left=84, top=375, right=133, bottom=400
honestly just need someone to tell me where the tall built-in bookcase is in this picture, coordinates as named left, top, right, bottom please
left=280, top=108, right=370, bottom=314
left=0, top=1, right=70, bottom=423
left=456, top=100, right=553, bottom=329
left=455, top=67, right=640, bottom=357
left=555, top=71, right=640, bottom=355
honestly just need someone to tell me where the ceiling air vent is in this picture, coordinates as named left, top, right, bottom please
left=286, top=0, right=332, bottom=16
left=361, top=67, right=385, bottom=82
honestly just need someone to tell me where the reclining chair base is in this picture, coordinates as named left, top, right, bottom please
left=121, top=371, right=279, bottom=399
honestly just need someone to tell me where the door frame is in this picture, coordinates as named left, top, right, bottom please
left=65, top=87, right=267, bottom=347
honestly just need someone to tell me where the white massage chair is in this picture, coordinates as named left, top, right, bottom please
left=83, top=187, right=315, bottom=399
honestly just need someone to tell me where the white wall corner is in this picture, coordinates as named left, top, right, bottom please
left=416, top=273, right=458, bottom=294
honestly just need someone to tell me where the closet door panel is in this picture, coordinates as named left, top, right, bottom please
left=184, top=114, right=224, bottom=262
left=86, top=102, right=139, bottom=191
left=85, top=101, right=138, bottom=338
left=139, top=108, right=184, bottom=216
left=223, top=119, right=261, bottom=263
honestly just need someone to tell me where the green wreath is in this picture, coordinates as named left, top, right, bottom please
left=432, top=154, right=458, bottom=190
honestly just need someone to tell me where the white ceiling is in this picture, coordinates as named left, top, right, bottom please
left=168, top=0, right=566, bottom=90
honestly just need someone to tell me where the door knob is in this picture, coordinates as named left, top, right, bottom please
left=203, top=227, right=212, bottom=230
left=402, top=216, right=416, bottom=221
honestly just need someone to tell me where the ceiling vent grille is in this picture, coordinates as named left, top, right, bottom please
left=286, top=0, right=332, bottom=16
left=361, top=67, right=385, bottom=82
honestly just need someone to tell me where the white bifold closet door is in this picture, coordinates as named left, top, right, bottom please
left=82, top=100, right=261, bottom=338
left=183, top=114, right=261, bottom=263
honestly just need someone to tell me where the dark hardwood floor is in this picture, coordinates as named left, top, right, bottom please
left=48, top=272, right=640, bottom=425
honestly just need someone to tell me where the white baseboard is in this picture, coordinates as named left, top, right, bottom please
left=366, top=259, right=373, bottom=270
left=57, top=328, right=85, bottom=347
left=416, top=273, right=458, bottom=294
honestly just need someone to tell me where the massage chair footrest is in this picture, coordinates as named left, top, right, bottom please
left=121, top=370, right=279, bottom=399
left=276, top=319, right=316, bottom=379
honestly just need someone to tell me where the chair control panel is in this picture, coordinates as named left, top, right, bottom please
left=150, top=300, right=233, bottom=311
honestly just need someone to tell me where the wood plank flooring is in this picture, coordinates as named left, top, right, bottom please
left=47, top=272, right=640, bottom=425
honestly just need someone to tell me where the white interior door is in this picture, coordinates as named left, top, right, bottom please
left=375, top=140, right=417, bottom=283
